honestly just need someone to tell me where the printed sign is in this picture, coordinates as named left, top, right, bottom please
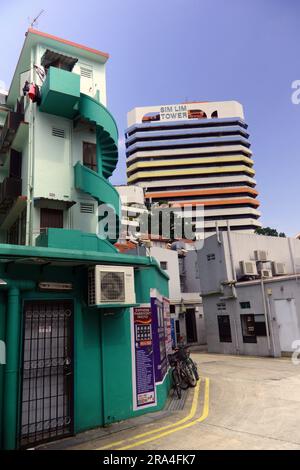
left=160, top=104, right=188, bottom=121
left=151, top=293, right=168, bottom=383
left=132, top=306, right=156, bottom=410
left=163, top=298, right=173, bottom=356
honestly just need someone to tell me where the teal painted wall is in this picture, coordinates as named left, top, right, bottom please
left=0, top=294, right=6, bottom=446
left=74, top=301, right=104, bottom=432
left=0, top=257, right=170, bottom=449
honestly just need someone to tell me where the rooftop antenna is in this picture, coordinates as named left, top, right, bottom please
left=28, top=9, right=45, bottom=29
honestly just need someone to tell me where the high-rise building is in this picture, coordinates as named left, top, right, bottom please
left=125, top=101, right=261, bottom=235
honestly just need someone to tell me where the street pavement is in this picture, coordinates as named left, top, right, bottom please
left=40, top=353, right=300, bottom=450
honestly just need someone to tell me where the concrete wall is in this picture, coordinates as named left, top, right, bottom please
left=204, top=278, right=300, bottom=357
left=151, top=247, right=181, bottom=303
left=199, top=232, right=300, bottom=356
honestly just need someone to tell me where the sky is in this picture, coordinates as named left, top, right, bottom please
left=0, top=0, right=299, bottom=236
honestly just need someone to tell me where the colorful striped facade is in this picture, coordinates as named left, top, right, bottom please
left=125, top=101, right=261, bottom=235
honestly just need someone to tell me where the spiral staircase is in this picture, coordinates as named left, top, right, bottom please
left=39, top=66, right=120, bottom=243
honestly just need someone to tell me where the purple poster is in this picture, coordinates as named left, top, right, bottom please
left=151, top=292, right=168, bottom=383
left=132, top=307, right=156, bottom=409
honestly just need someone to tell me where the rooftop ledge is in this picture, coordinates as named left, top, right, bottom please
left=0, top=229, right=169, bottom=279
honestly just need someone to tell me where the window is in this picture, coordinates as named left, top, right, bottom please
left=240, top=301, right=251, bottom=309
left=241, top=315, right=257, bottom=343
left=170, top=305, right=176, bottom=314
left=241, top=314, right=267, bottom=343
left=218, top=315, right=232, bottom=343
left=160, top=261, right=168, bottom=270
left=217, top=303, right=226, bottom=311
left=40, top=209, right=63, bottom=233
left=83, top=142, right=97, bottom=172
left=254, top=315, right=267, bottom=337
left=207, top=254, right=215, bottom=261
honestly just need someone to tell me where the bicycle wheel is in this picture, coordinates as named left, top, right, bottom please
left=179, top=367, right=190, bottom=390
left=172, top=369, right=182, bottom=399
left=188, top=358, right=199, bottom=381
left=182, top=362, right=197, bottom=388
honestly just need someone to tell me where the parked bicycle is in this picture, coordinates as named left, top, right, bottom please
left=168, top=352, right=189, bottom=399
left=168, top=345, right=199, bottom=398
left=176, top=344, right=199, bottom=385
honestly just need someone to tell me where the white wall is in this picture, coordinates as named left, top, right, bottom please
left=127, top=101, right=245, bottom=127
left=151, top=247, right=181, bottom=302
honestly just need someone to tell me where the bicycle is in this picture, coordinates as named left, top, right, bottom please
left=175, top=344, right=199, bottom=387
left=168, top=352, right=190, bottom=399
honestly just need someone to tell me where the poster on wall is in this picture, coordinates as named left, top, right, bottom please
left=163, top=297, right=173, bottom=356
left=131, top=306, right=157, bottom=410
left=151, top=289, right=168, bottom=384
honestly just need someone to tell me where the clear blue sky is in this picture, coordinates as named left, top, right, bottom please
left=1, top=0, right=299, bottom=236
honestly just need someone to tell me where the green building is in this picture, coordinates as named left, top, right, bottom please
left=0, top=29, right=170, bottom=450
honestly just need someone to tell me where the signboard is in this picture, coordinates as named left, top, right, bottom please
left=163, top=298, right=173, bottom=356
left=131, top=306, right=156, bottom=410
left=170, top=318, right=177, bottom=349
left=38, top=282, right=73, bottom=291
left=151, top=291, right=168, bottom=383
left=160, top=104, right=188, bottom=121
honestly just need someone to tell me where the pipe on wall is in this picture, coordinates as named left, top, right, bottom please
left=0, top=279, right=35, bottom=450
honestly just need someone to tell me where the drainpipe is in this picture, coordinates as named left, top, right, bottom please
left=260, top=277, right=272, bottom=355
left=0, top=280, right=35, bottom=450
left=288, top=237, right=298, bottom=282
left=226, top=222, right=239, bottom=354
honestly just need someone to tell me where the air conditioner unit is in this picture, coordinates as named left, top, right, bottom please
left=272, top=262, right=286, bottom=276
left=260, top=269, right=272, bottom=279
left=254, top=250, right=268, bottom=262
left=240, top=261, right=258, bottom=276
left=88, top=265, right=136, bottom=306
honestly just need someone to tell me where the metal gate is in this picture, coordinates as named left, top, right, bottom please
left=19, top=300, right=74, bottom=448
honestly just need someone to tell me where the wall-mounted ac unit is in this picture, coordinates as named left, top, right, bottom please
left=254, top=250, right=268, bottom=262
left=240, top=261, right=258, bottom=276
left=260, top=269, right=272, bottom=279
left=88, top=265, right=136, bottom=306
left=272, top=262, right=286, bottom=276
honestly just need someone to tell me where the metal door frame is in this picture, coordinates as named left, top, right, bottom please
left=19, top=299, right=74, bottom=448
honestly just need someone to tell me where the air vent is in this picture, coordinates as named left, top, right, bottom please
left=52, top=127, right=65, bottom=138
left=100, top=272, right=125, bottom=302
left=272, top=262, right=286, bottom=276
left=240, top=261, right=258, bottom=277
left=80, top=67, right=93, bottom=79
left=254, top=250, right=268, bottom=262
left=80, top=203, right=94, bottom=214
left=88, top=266, right=136, bottom=306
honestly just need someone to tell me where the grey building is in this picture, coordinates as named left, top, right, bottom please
left=125, top=243, right=206, bottom=346
left=198, top=231, right=300, bottom=357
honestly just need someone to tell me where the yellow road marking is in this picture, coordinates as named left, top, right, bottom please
left=97, top=378, right=202, bottom=450
left=117, top=377, right=210, bottom=450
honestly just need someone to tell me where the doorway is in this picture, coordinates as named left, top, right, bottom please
left=274, top=299, right=300, bottom=353
left=185, top=308, right=198, bottom=344
left=19, top=300, right=74, bottom=448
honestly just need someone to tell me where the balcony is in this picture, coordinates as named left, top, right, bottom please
left=0, top=111, right=24, bottom=153
left=0, top=177, right=22, bottom=214
left=39, top=66, right=80, bottom=119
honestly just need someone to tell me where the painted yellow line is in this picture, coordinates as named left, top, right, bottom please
left=117, top=378, right=210, bottom=451
left=97, top=378, right=202, bottom=450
